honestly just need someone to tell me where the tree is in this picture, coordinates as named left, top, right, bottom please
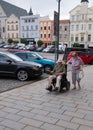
left=37, top=40, right=44, bottom=47
left=8, top=38, right=13, bottom=44
left=21, top=38, right=27, bottom=44
left=52, top=41, right=57, bottom=46
left=73, top=42, right=80, bottom=47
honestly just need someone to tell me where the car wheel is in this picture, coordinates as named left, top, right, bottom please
left=17, top=69, right=29, bottom=81
left=44, top=65, right=52, bottom=73
left=90, top=60, right=93, bottom=65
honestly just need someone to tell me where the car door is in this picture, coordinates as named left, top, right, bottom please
left=0, top=54, right=18, bottom=76
left=78, top=52, right=89, bottom=64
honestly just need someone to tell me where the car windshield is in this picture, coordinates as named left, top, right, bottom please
left=7, top=53, right=23, bottom=61
left=31, top=52, right=43, bottom=59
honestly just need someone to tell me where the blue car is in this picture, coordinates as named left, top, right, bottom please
left=14, top=51, right=56, bottom=73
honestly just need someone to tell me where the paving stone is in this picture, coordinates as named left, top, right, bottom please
left=23, top=126, right=43, bottom=130
left=3, top=107, right=20, bottom=114
left=5, top=113, right=22, bottom=121
left=31, top=108, right=49, bottom=116
left=71, top=117, right=93, bottom=127
left=84, top=113, right=93, bottom=121
left=1, top=119, right=26, bottom=130
left=41, top=123, right=65, bottom=130
left=0, top=111, right=8, bottom=118
left=64, top=111, right=85, bottom=118
left=19, top=117, right=43, bottom=127
left=18, top=111, right=35, bottom=118
left=48, top=112, right=72, bottom=121
left=33, top=114, right=58, bottom=124
left=56, top=120, right=79, bottom=130
left=78, top=125, right=93, bottom=130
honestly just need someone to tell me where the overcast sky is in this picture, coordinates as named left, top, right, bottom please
left=4, top=0, right=93, bottom=19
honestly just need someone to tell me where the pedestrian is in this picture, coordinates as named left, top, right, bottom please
left=67, top=51, right=84, bottom=90
left=46, top=59, right=65, bottom=91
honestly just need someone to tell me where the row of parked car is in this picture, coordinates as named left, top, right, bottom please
left=0, top=45, right=93, bottom=81
left=0, top=43, right=65, bottom=53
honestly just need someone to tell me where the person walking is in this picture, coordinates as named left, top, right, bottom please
left=67, top=51, right=84, bottom=90
left=46, top=59, right=65, bottom=91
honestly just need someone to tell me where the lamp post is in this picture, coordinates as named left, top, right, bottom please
left=56, top=0, right=61, bottom=60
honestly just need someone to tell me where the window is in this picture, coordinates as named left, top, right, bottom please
left=76, top=25, right=79, bottom=31
left=16, top=53, right=27, bottom=59
left=44, top=26, right=46, bottom=30
left=28, top=53, right=38, bottom=60
left=12, top=33, right=14, bottom=38
left=11, top=25, right=14, bottom=30
left=35, top=25, right=38, bottom=30
left=88, top=34, right=91, bottom=42
left=48, top=34, right=50, bottom=38
left=0, top=55, right=10, bottom=62
left=3, top=27, right=5, bottom=32
left=64, top=26, right=67, bottom=31
left=71, top=25, right=74, bottom=31
left=41, top=34, right=42, bottom=38
left=72, top=15, right=75, bottom=21
left=75, top=37, right=78, bottom=42
left=88, top=24, right=92, bottom=30
left=81, top=36, right=84, bottom=42
left=48, top=26, right=50, bottom=30
left=7, top=25, right=9, bottom=30
left=41, top=27, right=43, bottom=30
left=22, top=26, right=24, bottom=31
left=44, top=34, right=46, bottom=38
left=71, top=37, right=74, bottom=42
left=16, top=25, right=18, bottom=30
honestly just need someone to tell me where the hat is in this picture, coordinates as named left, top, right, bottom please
left=57, top=59, right=62, bottom=63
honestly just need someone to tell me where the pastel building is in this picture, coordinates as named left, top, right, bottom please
left=69, top=0, right=93, bottom=47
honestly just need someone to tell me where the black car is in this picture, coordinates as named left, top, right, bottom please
left=0, top=51, right=43, bottom=81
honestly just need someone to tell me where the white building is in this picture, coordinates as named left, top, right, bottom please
left=69, top=0, right=93, bottom=47
left=0, top=0, right=27, bottom=43
left=20, top=11, right=40, bottom=44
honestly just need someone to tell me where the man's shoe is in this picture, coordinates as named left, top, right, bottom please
left=46, top=86, right=52, bottom=91
left=53, top=87, right=58, bottom=91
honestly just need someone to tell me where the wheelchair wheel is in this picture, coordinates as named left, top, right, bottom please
left=66, top=81, right=70, bottom=91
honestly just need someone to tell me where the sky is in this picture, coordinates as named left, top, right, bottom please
left=4, top=0, right=93, bottom=20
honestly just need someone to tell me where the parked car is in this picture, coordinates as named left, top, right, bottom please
left=67, top=51, right=93, bottom=64
left=36, top=46, right=44, bottom=52
left=63, top=47, right=93, bottom=62
left=0, top=51, right=43, bottom=81
left=14, top=51, right=56, bottom=72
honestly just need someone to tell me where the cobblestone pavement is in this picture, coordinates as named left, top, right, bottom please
left=0, top=65, right=93, bottom=130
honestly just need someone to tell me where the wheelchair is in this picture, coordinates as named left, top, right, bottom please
left=47, top=64, right=70, bottom=92
left=51, top=73, right=70, bottom=92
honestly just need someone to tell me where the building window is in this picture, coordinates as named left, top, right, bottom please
left=31, top=26, right=33, bottom=30
left=71, top=37, right=74, bottom=42
left=64, top=26, right=67, bottom=31
left=8, top=33, right=10, bottom=38
left=41, top=26, right=43, bottom=30
left=75, top=37, right=78, bottom=42
left=72, top=15, right=75, bottom=21
left=3, top=27, right=5, bottom=32
left=16, top=25, right=18, bottom=30
left=88, top=24, right=92, bottom=30
left=35, top=25, right=38, bottom=30
left=12, top=33, right=14, bottom=38
left=32, top=19, right=35, bottom=22
left=25, top=19, right=27, bottom=23
left=7, top=25, right=9, bottom=30
left=26, top=26, right=29, bottom=31
left=44, top=34, right=46, bottom=38
left=11, top=25, right=14, bottom=30
left=71, top=25, right=74, bottom=31
left=16, top=33, right=18, bottom=38
left=22, top=26, right=24, bottom=31
left=81, top=36, right=84, bottom=42
left=44, top=26, right=46, bottom=30
left=22, top=33, right=24, bottom=38
left=48, top=26, right=50, bottom=30
left=41, top=34, right=42, bottom=38
left=88, top=34, right=91, bottom=42
left=76, top=25, right=79, bottom=31
left=48, top=34, right=50, bottom=38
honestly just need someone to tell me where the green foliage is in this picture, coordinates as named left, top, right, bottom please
left=73, top=42, right=80, bottom=47
left=8, top=38, right=13, bottom=44
left=21, top=38, right=27, bottom=44
left=52, top=41, right=57, bottom=46
left=37, top=40, right=44, bottom=47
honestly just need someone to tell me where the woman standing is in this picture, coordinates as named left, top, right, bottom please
left=67, top=51, right=84, bottom=90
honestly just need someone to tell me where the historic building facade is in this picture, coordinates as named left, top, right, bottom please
left=0, top=0, right=27, bottom=43
left=69, top=0, right=93, bottom=47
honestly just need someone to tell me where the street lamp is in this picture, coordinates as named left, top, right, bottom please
left=56, top=0, right=61, bottom=60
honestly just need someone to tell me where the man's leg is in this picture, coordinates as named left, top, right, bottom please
left=54, top=75, right=62, bottom=91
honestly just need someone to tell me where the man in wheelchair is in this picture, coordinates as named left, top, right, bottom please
left=46, top=59, right=66, bottom=92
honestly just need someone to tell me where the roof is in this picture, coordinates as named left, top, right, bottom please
left=0, top=0, right=27, bottom=17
